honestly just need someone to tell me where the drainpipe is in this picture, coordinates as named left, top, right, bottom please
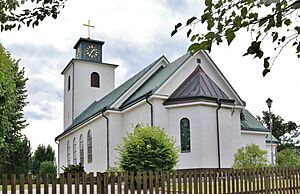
left=145, top=92, right=153, bottom=127
left=216, top=99, right=222, bottom=169
left=72, top=61, right=75, bottom=122
left=102, top=107, right=110, bottom=170
left=55, top=140, right=60, bottom=174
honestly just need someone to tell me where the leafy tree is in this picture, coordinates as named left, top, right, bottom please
left=32, top=144, right=55, bottom=175
left=116, top=125, right=179, bottom=172
left=0, top=0, right=66, bottom=31
left=233, top=144, right=269, bottom=169
left=39, top=161, right=57, bottom=175
left=276, top=148, right=300, bottom=167
left=1, top=136, right=32, bottom=174
left=172, top=0, right=300, bottom=76
left=0, top=44, right=31, bottom=174
left=61, top=163, right=84, bottom=173
left=257, top=111, right=300, bottom=152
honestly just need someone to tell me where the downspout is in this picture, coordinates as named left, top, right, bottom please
left=55, top=140, right=60, bottom=173
left=102, top=107, right=110, bottom=170
left=216, top=99, right=222, bottom=169
left=72, top=61, right=75, bottom=122
left=145, top=92, right=153, bottom=127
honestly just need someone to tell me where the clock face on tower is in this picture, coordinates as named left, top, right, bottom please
left=74, top=38, right=104, bottom=63
left=86, top=45, right=99, bottom=58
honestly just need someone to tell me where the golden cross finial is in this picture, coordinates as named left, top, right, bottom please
left=83, top=19, right=95, bottom=39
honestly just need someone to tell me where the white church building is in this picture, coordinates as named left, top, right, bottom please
left=55, top=37, right=277, bottom=173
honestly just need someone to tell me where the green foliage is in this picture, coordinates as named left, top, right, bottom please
left=1, top=136, right=32, bottom=174
left=233, top=144, right=269, bottom=169
left=39, top=161, right=57, bottom=175
left=62, top=163, right=85, bottom=173
left=172, top=0, right=300, bottom=76
left=32, top=144, right=56, bottom=175
left=0, top=0, right=66, bottom=31
left=0, top=44, right=31, bottom=174
left=276, top=148, right=300, bottom=167
left=257, top=111, right=300, bottom=152
left=106, top=166, right=125, bottom=176
left=117, top=125, right=179, bottom=172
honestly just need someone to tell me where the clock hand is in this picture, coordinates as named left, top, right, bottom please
left=92, top=48, right=97, bottom=55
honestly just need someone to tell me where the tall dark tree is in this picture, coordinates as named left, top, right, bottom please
left=257, top=111, right=300, bottom=152
left=0, top=0, right=66, bottom=31
left=31, top=144, right=55, bottom=175
left=172, top=0, right=300, bottom=76
left=0, top=44, right=31, bottom=174
left=4, top=136, right=32, bottom=174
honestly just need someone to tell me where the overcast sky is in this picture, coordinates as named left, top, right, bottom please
left=0, top=0, right=299, bottom=153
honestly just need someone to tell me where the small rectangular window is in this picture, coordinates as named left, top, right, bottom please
left=67, top=76, right=71, bottom=91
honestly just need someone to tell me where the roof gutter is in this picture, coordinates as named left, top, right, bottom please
left=102, top=107, right=110, bottom=170
left=216, top=99, right=222, bottom=169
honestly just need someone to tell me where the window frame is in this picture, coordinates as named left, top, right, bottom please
left=67, top=140, right=71, bottom=166
left=79, top=134, right=84, bottom=165
left=90, top=72, right=100, bottom=88
left=87, top=130, right=93, bottom=163
left=180, top=117, right=191, bottom=153
left=73, top=137, right=77, bottom=164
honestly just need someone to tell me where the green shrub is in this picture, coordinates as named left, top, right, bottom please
left=39, top=161, right=57, bottom=175
left=117, top=125, right=179, bottom=172
left=61, top=163, right=85, bottom=173
left=107, top=166, right=125, bottom=176
left=276, top=148, right=300, bottom=167
left=233, top=144, right=269, bottom=169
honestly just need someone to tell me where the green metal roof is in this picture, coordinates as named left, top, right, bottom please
left=241, top=109, right=269, bottom=132
left=120, top=53, right=192, bottom=108
left=265, top=134, right=280, bottom=144
left=241, top=109, right=280, bottom=144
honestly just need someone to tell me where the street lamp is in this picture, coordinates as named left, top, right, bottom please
left=266, top=98, right=274, bottom=166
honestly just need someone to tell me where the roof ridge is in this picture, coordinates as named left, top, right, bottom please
left=119, top=53, right=192, bottom=108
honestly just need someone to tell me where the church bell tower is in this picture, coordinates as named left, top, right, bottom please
left=62, top=34, right=118, bottom=129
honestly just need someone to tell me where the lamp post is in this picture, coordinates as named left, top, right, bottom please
left=266, top=98, right=274, bottom=166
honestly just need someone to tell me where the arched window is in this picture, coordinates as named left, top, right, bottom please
left=67, top=76, right=71, bottom=91
left=91, top=72, right=100, bottom=88
left=79, top=134, right=84, bottom=165
left=180, top=118, right=191, bottom=152
left=87, top=130, right=93, bottom=163
left=67, top=141, right=71, bottom=166
left=73, top=137, right=77, bottom=164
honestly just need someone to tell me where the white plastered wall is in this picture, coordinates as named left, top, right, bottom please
left=165, top=104, right=241, bottom=169
left=122, top=102, right=151, bottom=130
left=73, top=61, right=116, bottom=118
left=240, top=132, right=275, bottom=164
left=58, top=117, right=107, bottom=173
left=108, top=112, right=124, bottom=167
left=63, top=64, right=74, bottom=129
left=266, top=143, right=277, bottom=164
